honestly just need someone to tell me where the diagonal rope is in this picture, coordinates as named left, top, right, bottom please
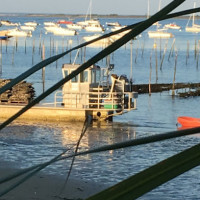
left=59, top=116, right=92, bottom=194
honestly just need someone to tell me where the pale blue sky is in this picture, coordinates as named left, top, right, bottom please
left=0, top=0, right=198, bottom=16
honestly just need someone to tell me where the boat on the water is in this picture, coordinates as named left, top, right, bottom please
left=177, top=116, right=200, bottom=128
left=84, top=23, right=105, bottom=32
left=6, top=28, right=32, bottom=37
left=164, top=23, right=181, bottom=30
left=0, top=36, right=9, bottom=40
left=57, top=20, right=73, bottom=25
left=1, top=20, right=19, bottom=26
left=0, top=63, right=138, bottom=122
left=185, top=2, right=200, bottom=33
left=24, top=21, right=38, bottom=27
left=106, top=22, right=121, bottom=27
left=148, top=30, right=174, bottom=38
left=20, top=25, right=36, bottom=31
left=67, top=23, right=83, bottom=30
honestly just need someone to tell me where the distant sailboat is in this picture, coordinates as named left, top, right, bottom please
left=148, top=0, right=173, bottom=38
left=77, top=0, right=104, bottom=32
left=185, top=2, right=200, bottom=33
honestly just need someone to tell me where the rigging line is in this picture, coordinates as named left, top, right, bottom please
left=0, top=0, right=185, bottom=131
left=0, top=6, right=198, bottom=96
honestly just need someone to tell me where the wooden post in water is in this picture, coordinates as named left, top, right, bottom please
left=172, top=52, right=178, bottom=97
left=154, top=42, right=158, bottom=83
left=24, top=38, right=27, bottom=54
left=135, top=40, right=139, bottom=64
left=56, top=41, right=58, bottom=68
left=15, top=37, right=18, bottom=52
left=42, top=44, right=45, bottom=92
left=32, top=38, right=35, bottom=65
left=49, top=36, right=51, bottom=57
left=194, top=39, right=197, bottom=59
left=84, top=46, right=86, bottom=63
left=141, top=40, right=145, bottom=58
left=0, top=40, right=2, bottom=74
left=160, top=40, right=168, bottom=70
left=6, top=41, right=8, bottom=53
left=159, top=38, right=162, bottom=60
left=168, top=38, right=175, bottom=61
left=186, top=40, right=189, bottom=65
left=12, top=40, right=15, bottom=65
left=196, top=40, right=200, bottom=69
left=130, top=40, right=133, bottom=83
left=69, top=39, right=72, bottom=63
left=149, top=52, right=152, bottom=96
left=62, top=38, right=64, bottom=53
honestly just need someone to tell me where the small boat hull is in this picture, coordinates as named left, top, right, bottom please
left=177, top=116, right=200, bottom=128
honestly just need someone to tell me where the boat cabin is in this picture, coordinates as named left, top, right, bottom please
left=55, top=63, right=138, bottom=120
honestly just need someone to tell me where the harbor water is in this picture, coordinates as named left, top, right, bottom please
left=1, top=15, right=200, bottom=199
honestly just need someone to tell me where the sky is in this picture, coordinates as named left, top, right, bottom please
left=0, top=0, right=198, bottom=16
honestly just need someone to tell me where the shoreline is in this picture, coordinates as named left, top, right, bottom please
left=0, top=162, right=108, bottom=200
left=0, top=13, right=190, bottom=19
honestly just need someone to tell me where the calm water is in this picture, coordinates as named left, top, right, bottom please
left=1, top=15, right=200, bottom=199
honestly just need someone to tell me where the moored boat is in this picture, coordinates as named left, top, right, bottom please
left=6, top=28, right=32, bottom=37
left=148, top=30, right=174, bottom=38
left=0, top=63, right=138, bottom=122
left=177, top=116, right=200, bottom=128
left=24, top=21, right=38, bottom=27
left=67, top=23, right=83, bottom=30
left=84, top=23, right=105, bottom=32
left=57, top=20, right=73, bottom=25
left=164, top=23, right=181, bottom=30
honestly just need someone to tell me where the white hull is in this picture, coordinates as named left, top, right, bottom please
left=185, top=26, right=200, bottom=33
left=164, top=23, right=181, bottom=30
left=24, top=22, right=38, bottom=27
left=7, top=29, right=32, bottom=37
left=148, top=31, right=174, bottom=38
left=21, top=26, right=35, bottom=31
left=52, top=27, right=77, bottom=36
left=67, top=23, right=83, bottom=30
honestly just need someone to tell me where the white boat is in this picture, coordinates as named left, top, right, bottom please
left=84, top=23, right=105, bottom=32
left=44, top=22, right=56, bottom=26
left=52, top=27, right=77, bottom=36
left=185, top=2, right=200, bottom=33
left=76, top=0, right=104, bottom=31
left=110, top=25, right=131, bottom=40
left=44, top=24, right=59, bottom=33
left=148, top=30, right=174, bottom=38
left=106, top=22, right=121, bottom=27
left=24, top=22, right=38, bottom=27
left=164, top=23, right=181, bottom=30
left=20, top=25, right=36, bottom=31
left=82, top=34, right=113, bottom=46
left=6, top=28, right=32, bottom=37
left=1, top=20, right=20, bottom=26
left=77, top=19, right=100, bottom=26
left=67, top=23, right=83, bottom=30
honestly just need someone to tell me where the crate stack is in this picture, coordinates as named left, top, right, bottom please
left=0, top=79, right=35, bottom=104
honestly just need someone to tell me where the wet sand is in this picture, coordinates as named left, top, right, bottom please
left=0, top=163, right=107, bottom=200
